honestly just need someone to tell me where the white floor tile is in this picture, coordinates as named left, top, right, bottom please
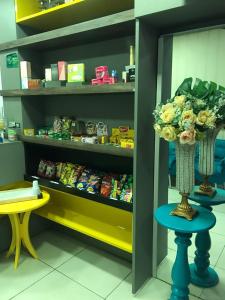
left=168, top=231, right=225, bottom=265
left=107, top=274, right=172, bottom=300
left=157, top=249, right=203, bottom=297
left=33, top=230, right=86, bottom=268
left=13, top=270, right=103, bottom=300
left=211, top=211, right=225, bottom=236
left=57, top=246, right=131, bottom=298
left=216, top=246, right=225, bottom=270
left=214, top=203, right=225, bottom=214
left=201, top=267, right=225, bottom=300
left=0, top=253, right=53, bottom=300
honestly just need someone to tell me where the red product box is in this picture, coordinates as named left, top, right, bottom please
left=58, top=61, right=67, bottom=81
left=95, top=66, right=109, bottom=79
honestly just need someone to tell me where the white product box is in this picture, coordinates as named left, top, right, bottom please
left=45, top=68, right=52, bottom=81
left=20, top=61, right=31, bottom=79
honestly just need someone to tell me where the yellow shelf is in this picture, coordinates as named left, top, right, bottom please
left=0, top=180, right=132, bottom=253
left=35, top=185, right=132, bottom=253
left=15, top=0, right=134, bottom=31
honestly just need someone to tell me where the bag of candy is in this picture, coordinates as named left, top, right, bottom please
left=37, top=159, right=48, bottom=177
left=45, top=161, right=56, bottom=179
left=100, top=175, right=113, bottom=198
left=76, top=168, right=92, bottom=190
left=86, top=174, right=101, bottom=194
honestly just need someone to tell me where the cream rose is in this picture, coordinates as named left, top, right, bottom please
left=174, top=95, right=186, bottom=107
left=161, top=103, right=173, bottom=112
left=160, top=108, right=176, bottom=123
left=154, top=124, right=162, bottom=134
left=181, top=110, right=196, bottom=124
left=161, top=126, right=177, bottom=142
left=179, top=130, right=196, bottom=145
left=196, top=110, right=215, bottom=127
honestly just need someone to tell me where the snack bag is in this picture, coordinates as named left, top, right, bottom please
left=59, top=163, right=75, bottom=185
left=45, top=161, right=56, bottom=179
left=56, top=162, right=66, bottom=179
left=76, top=168, right=92, bottom=190
left=37, top=160, right=48, bottom=177
left=86, top=174, right=101, bottom=194
left=100, top=175, right=113, bottom=198
left=67, top=164, right=85, bottom=187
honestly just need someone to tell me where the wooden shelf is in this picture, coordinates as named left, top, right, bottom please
left=25, top=175, right=133, bottom=212
left=0, top=10, right=134, bottom=52
left=0, top=83, right=135, bottom=97
left=16, top=0, right=134, bottom=31
left=20, top=135, right=133, bottom=158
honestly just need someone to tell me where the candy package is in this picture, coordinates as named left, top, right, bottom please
left=56, top=162, right=66, bottom=179
left=67, top=164, right=85, bottom=187
left=62, top=116, right=72, bottom=133
left=45, top=161, right=56, bottom=179
left=53, top=116, right=62, bottom=133
left=76, top=169, right=92, bottom=190
left=37, top=160, right=48, bottom=177
left=59, top=163, right=75, bottom=185
left=100, top=175, right=113, bottom=198
left=86, top=174, right=101, bottom=194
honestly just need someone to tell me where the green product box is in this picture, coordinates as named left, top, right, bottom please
left=67, top=63, right=85, bottom=83
left=51, top=64, right=58, bottom=81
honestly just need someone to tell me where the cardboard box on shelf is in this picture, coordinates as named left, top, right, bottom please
left=68, top=63, right=85, bottom=83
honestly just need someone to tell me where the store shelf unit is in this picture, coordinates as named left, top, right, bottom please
left=0, top=1, right=154, bottom=295
left=15, top=0, right=134, bottom=31
left=24, top=175, right=133, bottom=212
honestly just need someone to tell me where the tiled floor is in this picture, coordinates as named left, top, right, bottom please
left=0, top=188, right=224, bottom=300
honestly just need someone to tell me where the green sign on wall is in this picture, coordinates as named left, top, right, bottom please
left=6, top=53, right=19, bottom=68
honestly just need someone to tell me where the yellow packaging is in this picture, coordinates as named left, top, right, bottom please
left=120, top=139, right=134, bottom=149
left=23, top=128, right=35, bottom=136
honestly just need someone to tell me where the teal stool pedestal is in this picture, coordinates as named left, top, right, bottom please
left=155, top=203, right=216, bottom=300
left=189, top=187, right=225, bottom=287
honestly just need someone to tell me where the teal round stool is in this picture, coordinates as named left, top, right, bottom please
left=155, top=203, right=216, bottom=300
left=188, top=187, right=225, bottom=287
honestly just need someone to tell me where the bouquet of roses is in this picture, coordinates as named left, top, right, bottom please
left=153, top=78, right=225, bottom=144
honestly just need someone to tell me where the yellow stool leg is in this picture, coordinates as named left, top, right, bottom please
left=6, top=215, right=16, bottom=258
left=21, top=211, right=38, bottom=259
left=12, top=214, right=21, bottom=269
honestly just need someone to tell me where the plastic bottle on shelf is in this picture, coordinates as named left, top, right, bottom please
left=32, top=180, right=42, bottom=199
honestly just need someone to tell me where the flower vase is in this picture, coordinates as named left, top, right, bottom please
left=171, top=142, right=197, bottom=220
left=196, top=126, right=222, bottom=197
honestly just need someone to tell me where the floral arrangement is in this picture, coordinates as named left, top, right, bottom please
left=153, top=78, right=225, bottom=145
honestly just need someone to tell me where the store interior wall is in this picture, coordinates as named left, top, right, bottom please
left=172, top=28, right=225, bottom=139
left=172, top=28, right=225, bottom=94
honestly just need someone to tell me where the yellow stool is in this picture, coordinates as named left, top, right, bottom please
left=0, top=190, right=50, bottom=269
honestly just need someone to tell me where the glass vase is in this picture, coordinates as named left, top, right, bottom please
left=171, top=141, right=196, bottom=220
left=197, top=126, right=222, bottom=196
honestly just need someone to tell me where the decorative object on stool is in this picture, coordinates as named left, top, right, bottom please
left=153, top=77, right=222, bottom=220
left=155, top=203, right=216, bottom=300
left=188, top=188, right=225, bottom=287
left=196, top=125, right=223, bottom=196
left=171, top=142, right=196, bottom=220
